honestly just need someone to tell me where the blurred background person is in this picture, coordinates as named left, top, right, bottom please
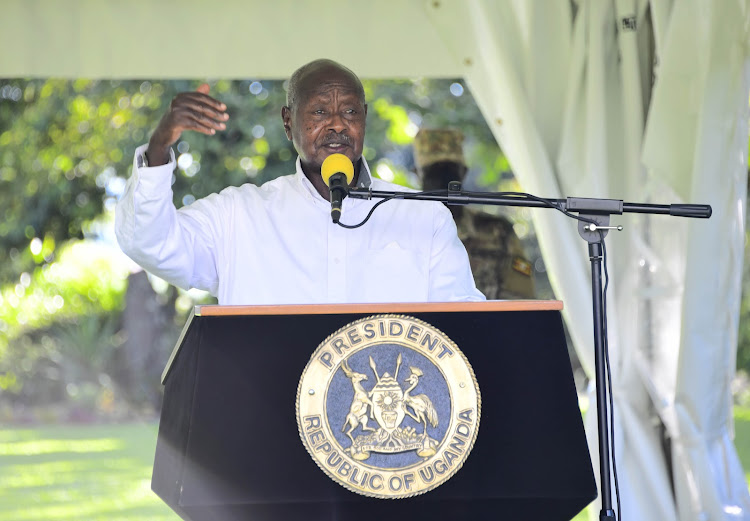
left=413, top=128, right=535, bottom=300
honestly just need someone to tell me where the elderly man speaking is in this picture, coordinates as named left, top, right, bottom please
left=115, top=59, right=484, bottom=305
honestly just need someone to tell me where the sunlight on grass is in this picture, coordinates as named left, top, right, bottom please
left=0, top=423, right=178, bottom=521
left=0, top=438, right=123, bottom=456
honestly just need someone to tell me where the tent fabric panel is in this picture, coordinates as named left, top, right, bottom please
left=648, top=1, right=750, bottom=518
left=0, top=0, right=461, bottom=79
left=430, top=0, right=750, bottom=519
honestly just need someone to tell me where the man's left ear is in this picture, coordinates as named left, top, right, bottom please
left=281, top=106, right=292, bottom=140
left=364, top=103, right=368, bottom=116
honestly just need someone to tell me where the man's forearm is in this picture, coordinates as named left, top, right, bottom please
left=145, top=141, right=171, bottom=167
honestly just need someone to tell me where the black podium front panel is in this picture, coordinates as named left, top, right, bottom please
left=153, top=307, right=596, bottom=521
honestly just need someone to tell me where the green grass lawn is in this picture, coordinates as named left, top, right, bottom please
left=734, top=406, right=750, bottom=486
left=0, top=423, right=178, bottom=521
left=2, top=410, right=749, bottom=521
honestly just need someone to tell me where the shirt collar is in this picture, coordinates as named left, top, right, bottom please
left=295, top=156, right=373, bottom=202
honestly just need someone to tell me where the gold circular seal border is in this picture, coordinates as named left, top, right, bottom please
left=296, top=314, right=482, bottom=499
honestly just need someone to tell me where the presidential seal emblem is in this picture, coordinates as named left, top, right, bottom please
left=296, top=315, right=481, bottom=499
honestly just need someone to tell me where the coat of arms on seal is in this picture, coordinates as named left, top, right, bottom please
left=297, top=315, right=481, bottom=499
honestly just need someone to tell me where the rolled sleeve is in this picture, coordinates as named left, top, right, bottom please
left=115, top=145, right=219, bottom=294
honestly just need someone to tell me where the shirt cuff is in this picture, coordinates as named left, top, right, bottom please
left=132, top=143, right=176, bottom=197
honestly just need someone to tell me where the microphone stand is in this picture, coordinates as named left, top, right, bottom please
left=347, top=182, right=712, bottom=521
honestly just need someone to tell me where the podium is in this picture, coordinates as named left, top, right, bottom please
left=152, top=301, right=596, bottom=521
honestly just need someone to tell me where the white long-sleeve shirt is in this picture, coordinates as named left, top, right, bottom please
left=115, top=145, right=484, bottom=305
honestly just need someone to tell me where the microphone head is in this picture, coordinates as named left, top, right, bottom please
left=321, top=153, right=355, bottom=187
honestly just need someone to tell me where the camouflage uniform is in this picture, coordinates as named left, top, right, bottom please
left=414, top=129, right=535, bottom=300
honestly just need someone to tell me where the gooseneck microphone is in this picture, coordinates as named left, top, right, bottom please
left=321, top=153, right=355, bottom=223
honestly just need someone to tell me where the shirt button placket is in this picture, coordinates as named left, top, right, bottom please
left=327, top=219, right=347, bottom=303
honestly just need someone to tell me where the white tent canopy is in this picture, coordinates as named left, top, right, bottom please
left=3, top=1, right=750, bottom=519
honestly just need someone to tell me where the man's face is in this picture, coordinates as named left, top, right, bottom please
left=282, top=68, right=367, bottom=175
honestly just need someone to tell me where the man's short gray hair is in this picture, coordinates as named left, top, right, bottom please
left=286, top=59, right=365, bottom=108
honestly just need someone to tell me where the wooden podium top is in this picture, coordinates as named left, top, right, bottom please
left=165, top=300, right=563, bottom=383
left=194, top=300, right=562, bottom=316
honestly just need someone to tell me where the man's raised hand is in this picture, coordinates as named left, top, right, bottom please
left=146, top=84, right=229, bottom=166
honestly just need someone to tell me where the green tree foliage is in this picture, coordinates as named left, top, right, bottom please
left=0, top=78, right=515, bottom=286
left=0, top=241, right=132, bottom=416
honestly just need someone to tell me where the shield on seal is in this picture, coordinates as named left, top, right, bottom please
left=370, top=373, right=405, bottom=434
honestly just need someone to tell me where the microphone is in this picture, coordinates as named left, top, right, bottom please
left=321, top=153, right=355, bottom=223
